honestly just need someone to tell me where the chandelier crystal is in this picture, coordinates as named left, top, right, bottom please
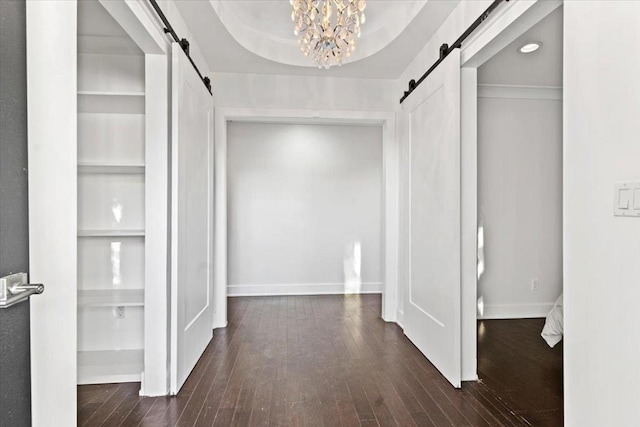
left=291, top=0, right=367, bottom=69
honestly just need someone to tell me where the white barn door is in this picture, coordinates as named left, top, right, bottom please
left=403, top=50, right=462, bottom=388
left=170, top=44, right=214, bottom=394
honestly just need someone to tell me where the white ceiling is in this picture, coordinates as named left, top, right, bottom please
left=78, top=0, right=142, bottom=54
left=478, top=6, right=563, bottom=87
left=173, top=0, right=460, bottom=78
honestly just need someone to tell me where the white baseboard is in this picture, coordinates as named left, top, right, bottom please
left=479, top=302, right=553, bottom=319
left=212, top=321, right=228, bottom=330
left=227, top=282, right=383, bottom=297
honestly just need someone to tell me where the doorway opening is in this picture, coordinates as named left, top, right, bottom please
left=213, top=110, right=399, bottom=329
left=475, top=6, right=564, bottom=424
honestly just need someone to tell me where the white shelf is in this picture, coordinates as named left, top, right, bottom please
left=78, top=90, right=145, bottom=96
left=78, top=289, right=144, bottom=307
left=78, top=91, right=145, bottom=114
left=78, top=229, right=145, bottom=237
left=77, top=349, right=143, bottom=385
left=78, top=163, right=145, bottom=174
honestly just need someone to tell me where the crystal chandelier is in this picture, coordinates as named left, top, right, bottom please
left=291, top=0, right=367, bottom=69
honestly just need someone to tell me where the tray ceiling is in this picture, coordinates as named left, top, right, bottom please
left=174, top=0, right=460, bottom=78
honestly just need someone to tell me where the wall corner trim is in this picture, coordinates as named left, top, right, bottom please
left=215, top=107, right=399, bottom=325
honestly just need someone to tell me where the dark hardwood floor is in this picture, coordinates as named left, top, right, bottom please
left=78, top=295, right=563, bottom=426
left=477, top=319, right=563, bottom=426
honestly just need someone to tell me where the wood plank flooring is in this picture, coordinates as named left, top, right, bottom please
left=477, top=319, right=563, bottom=425
left=78, top=295, right=563, bottom=426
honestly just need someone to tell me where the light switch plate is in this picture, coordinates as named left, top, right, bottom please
left=614, top=181, right=640, bottom=217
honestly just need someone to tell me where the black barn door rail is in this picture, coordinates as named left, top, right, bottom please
left=400, top=0, right=507, bottom=104
left=148, top=0, right=213, bottom=95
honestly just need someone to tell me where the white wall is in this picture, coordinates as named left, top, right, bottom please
left=564, top=2, right=640, bottom=426
left=477, top=94, right=563, bottom=318
left=210, top=66, right=397, bottom=317
left=212, top=72, right=396, bottom=112
left=227, top=122, right=383, bottom=296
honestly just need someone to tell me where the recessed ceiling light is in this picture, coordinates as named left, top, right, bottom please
left=519, top=42, right=542, bottom=54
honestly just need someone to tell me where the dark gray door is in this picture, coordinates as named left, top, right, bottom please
left=0, top=0, right=32, bottom=425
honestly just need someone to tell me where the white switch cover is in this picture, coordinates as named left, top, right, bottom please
left=618, top=188, right=630, bottom=208
left=614, top=182, right=640, bottom=217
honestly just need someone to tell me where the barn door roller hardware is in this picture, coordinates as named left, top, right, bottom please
left=400, top=0, right=508, bottom=104
left=148, top=0, right=213, bottom=95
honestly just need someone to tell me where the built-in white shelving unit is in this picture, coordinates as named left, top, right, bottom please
left=76, top=21, right=146, bottom=385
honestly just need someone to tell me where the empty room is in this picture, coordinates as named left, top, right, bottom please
left=1, top=1, right=639, bottom=426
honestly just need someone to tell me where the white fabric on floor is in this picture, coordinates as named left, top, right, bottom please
left=541, top=293, right=563, bottom=347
